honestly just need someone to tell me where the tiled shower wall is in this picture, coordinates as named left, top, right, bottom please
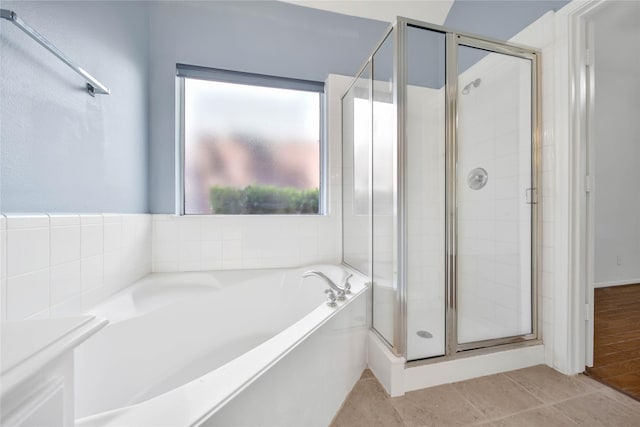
left=0, top=214, right=151, bottom=321
left=509, top=11, right=557, bottom=369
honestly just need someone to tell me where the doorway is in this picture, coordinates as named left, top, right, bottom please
left=577, top=0, right=640, bottom=399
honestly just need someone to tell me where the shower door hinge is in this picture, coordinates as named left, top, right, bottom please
left=525, top=188, right=537, bottom=204
left=585, top=48, right=593, bottom=67
left=585, top=175, right=592, bottom=193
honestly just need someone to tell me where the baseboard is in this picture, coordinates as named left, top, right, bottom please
left=366, top=331, right=545, bottom=396
left=595, top=279, right=640, bottom=288
left=403, top=345, right=545, bottom=393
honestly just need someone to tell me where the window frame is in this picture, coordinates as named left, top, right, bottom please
left=175, top=64, right=327, bottom=216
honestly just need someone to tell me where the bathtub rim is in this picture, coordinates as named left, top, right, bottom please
left=76, top=264, right=368, bottom=427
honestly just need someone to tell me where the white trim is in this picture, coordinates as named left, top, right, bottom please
left=564, top=0, right=606, bottom=374
left=366, top=330, right=405, bottom=397
left=404, top=345, right=545, bottom=393
left=366, top=332, right=544, bottom=397
left=595, top=279, right=640, bottom=289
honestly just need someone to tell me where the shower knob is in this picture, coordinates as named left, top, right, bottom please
left=467, top=167, right=488, bottom=190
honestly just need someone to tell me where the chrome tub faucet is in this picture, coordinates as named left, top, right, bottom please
left=302, top=270, right=353, bottom=306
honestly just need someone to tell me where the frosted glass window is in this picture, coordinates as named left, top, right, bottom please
left=182, top=75, right=322, bottom=215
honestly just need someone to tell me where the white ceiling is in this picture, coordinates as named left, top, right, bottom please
left=281, top=0, right=455, bottom=25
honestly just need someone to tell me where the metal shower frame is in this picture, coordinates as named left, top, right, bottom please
left=343, top=16, right=542, bottom=362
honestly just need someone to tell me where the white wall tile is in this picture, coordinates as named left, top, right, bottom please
left=50, top=261, right=81, bottom=306
left=7, top=269, right=49, bottom=320
left=201, top=240, right=222, bottom=269
left=153, top=219, right=178, bottom=242
left=7, top=226, right=50, bottom=277
left=152, top=261, right=178, bottom=273
left=51, top=224, right=81, bottom=266
left=103, top=251, right=122, bottom=289
left=178, top=217, right=202, bottom=241
left=2, top=213, right=152, bottom=320
left=50, top=295, right=82, bottom=318
left=81, top=285, right=117, bottom=312
left=81, top=255, right=103, bottom=292
left=178, top=241, right=201, bottom=271
left=222, top=259, right=242, bottom=269
left=1, top=279, right=6, bottom=321
left=80, top=215, right=103, bottom=225
left=6, top=215, right=49, bottom=229
left=222, top=239, right=242, bottom=260
left=50, top=215, right=80, bottom=227
left=1, top=214, right=7, bottom=281
left=81, top=217, right=104, bottom=258
left=154, top=242, right=178, bottom=264
left=103, top=215, right=123, bottom=253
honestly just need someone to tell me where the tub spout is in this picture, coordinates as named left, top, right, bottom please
left=302, top=270, right=346, bottom=301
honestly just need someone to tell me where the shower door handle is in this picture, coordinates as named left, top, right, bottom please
left=525, top=188, right=537, bottom=204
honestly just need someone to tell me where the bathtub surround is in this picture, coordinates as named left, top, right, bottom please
left=0, top=214, right=151, bottom=321
left=74, top=265, right=369, bottom=425
left=152, top=214, right=341, bottom=272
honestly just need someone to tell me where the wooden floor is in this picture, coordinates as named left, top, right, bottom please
left=586, top=284, right=640, bottom=400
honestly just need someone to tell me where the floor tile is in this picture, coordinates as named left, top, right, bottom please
left=491, top=406, right=578, bottom=427
left=598, top=385, right=640, bottom=411
left=451, top=373, right=543, bottom=420
left=333, top=367, right=640, bottom=427
left=505, top=364, right=594, bottom=403
left=553, top=391, right=640, bottom=426
left=330, top=376, right=404, bottom=427
left=391, top=383, right=485, bottom=426
left=360, top=368, right=375, bottom=380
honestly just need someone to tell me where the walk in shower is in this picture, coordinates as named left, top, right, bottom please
left=342, top=17, right=540, bottom=361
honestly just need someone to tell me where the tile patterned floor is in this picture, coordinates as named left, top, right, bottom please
left=331, top=365, right=640, bottom=426
left=587, top=284, right=640, bottom=400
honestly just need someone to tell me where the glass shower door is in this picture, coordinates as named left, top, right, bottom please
left=455, top=41, right=536, bottom=348
left=405, top=26, right=446, bottom=360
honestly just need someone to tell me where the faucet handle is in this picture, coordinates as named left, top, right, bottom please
left=324, top=289, right=337, bottom=307
left=341, top=273, right=353, bottom=294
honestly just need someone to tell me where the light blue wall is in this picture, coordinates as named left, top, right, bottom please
left=0, top=1, right=150, bottom=213
left=0, top=0, right=572, bottom=214
left=445, top=0, right=570, bottom=40
left=147, top=1, right=388, bottom=213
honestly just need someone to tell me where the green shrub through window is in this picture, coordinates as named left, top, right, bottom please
left=210, top=185, right=319, bottom=214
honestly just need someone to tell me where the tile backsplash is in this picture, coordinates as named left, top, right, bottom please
left=0, top=212, right=341, bottom=319
left=0, top=214, right=151, bottom=321
left=151, top=214, right=341, bottom=272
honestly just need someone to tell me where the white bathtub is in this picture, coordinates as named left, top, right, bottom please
left=75, top=264, right=368, bottom=426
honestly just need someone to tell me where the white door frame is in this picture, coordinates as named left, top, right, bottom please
left=566, top=0, right=608, bottom=373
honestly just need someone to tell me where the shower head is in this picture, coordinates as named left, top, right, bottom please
left=461, top=78, right=481, bottom=95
